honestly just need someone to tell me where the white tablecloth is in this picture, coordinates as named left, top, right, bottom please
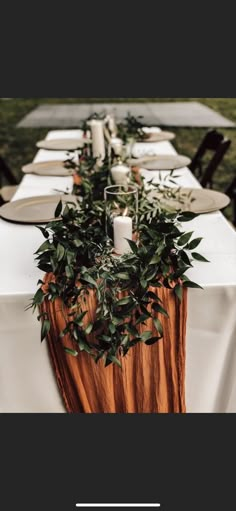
left=0, top=130, right=236, bottom=413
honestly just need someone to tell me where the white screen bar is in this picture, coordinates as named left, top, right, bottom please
left=76, top=505, right=161, bottom=508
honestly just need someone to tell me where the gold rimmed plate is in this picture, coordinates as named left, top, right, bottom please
left=22, top=160, right=75, bottom=177
left=128, top=154, right=191, bottom=171
left=0, top=195, right=77, bottom=224
left=149, top=188, right=230, bottom=214
left=36, top=138, right=91, bottom=151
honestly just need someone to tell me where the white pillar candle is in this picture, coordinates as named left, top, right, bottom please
left=113, top=216, right=132, bottom=255
left=107, top=115, right=117, bottom=136
left=111, top=163, right=130, bottom=185
left=90, top=120, right=106, bottom=165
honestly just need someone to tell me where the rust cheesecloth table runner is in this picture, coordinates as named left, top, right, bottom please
left=40, top=274, right=187, bottom=413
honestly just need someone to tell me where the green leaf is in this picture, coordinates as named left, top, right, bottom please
left=136, top=314, right=149, bottom=326
left=152, top=302, right=169, bottom=318
left=126, top=324, right=138, bottom=336
left=116, top=273, right=131, bottom=280
left=56, top=243, right=65, bottom=261
left=116, top=297, right=134, bottom=307
left=35, top=240, right=52, bottom=254
left=99, top=335, right=112, bottom=343
left=140, top=304, right=151, bottom=317
left=64, top=348, right=78, bottom=357
left=37, top=263, right=52, bottom=273
left=112, top=316, right=122, bottom=326
left=73, top=239, right=83, bottom=248
left=144, top=267, right=158, bottom=282
left=187, top=238, right=203, bottom=250
left=140, top=331, right=153, bottom=341
left=140, top=279, right=148, bottom=289
left=109, top=323, right=116, bottom=335
left=74, top=311, right=87, bottom=326
left=178, top=231, right=194, bottom=246
left=66, top=251, right=75, bottom=265
left=63, top=204, right=70, bottom=218
left=78, top=339, right=91, bottom=353
left=162, top=263, right=170, bottom=276
left=174, top=284, right=183, bottom=301
left=153, top=318, right=163, bottom=335
left=148, top=281, right=162, bottom=288
left=173, top=267, right=189, bottom=279
left=95, top=352, right=104, bottom=364
left=85, top=323, right=93, bottom=335
left=191, top=252, right=210, bottom=262
left=149, top=254, right=161, bottom=265
left=82, top=274, right=97, bottom=288
left=180, top=250, right=192, bottom=266
left=121, top=335, right=129, bottom=347
left=48, top=282, right=58, bottom=294
left=36, top=226, right=49, bottom=239
left=163, top=277, right=173, bottom=289
left=145, top=291, right=159, bottom=301
left=55, top=200, right=63, bottom=218
left=145, top=336, right=162, bottom=346
left=107, top=355, right=122, bottom=369
left=65, top=265, right=74, bottom=279
left=178, top=212, right=198, bottom=221
left=127, top=239, right=138, bottom=254
left=183, top=280, right=203, bottom=289
left=41, top=319, right=51, bottom=342
left=33, top=288, right=45, bottom=305
left=105, top=357, right=112, bottom=368
left=50, top=256, right=57, bottom=274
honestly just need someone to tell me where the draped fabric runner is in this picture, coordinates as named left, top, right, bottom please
left=40, top=273, right=187, bottom=413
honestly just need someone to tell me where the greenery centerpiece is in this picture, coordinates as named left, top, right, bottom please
left=30, top=117, right=208, bottom=368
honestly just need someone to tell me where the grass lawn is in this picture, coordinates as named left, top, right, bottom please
left=0, top=97, right=236, bottom=221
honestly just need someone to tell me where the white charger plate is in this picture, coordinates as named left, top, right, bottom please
left=0, top=194, right=77, bottom=224
left=36, top=138, right=91, bottom=151
left=22, top=160, right=75, bottom=177
left=149, top=188, right=230, bottom=213
left=128, top=154, right=191, bottom=171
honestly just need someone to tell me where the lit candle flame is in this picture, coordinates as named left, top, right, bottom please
left=123, top=207, right=128, bottom=217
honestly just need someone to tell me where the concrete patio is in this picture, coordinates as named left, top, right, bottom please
left=17, top=101, right=235, bottom=128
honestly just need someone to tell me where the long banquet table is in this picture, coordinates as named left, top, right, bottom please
left=0, top=129, right=236, bottom=413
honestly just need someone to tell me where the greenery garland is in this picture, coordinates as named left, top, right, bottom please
left=30, top=146, right=208, bottom=367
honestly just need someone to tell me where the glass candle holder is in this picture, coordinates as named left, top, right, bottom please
left=104, top=185, right=139, bottom=255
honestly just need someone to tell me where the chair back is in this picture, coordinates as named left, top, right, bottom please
left=189, top=130, right=231, bottom=188
left=225, top=176, right=236, bottom=226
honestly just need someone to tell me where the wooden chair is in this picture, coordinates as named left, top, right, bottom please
left=0, top=156, right=18, bottom=205
left=225, top=176, right=236, bottom=227
left=189, top=130, right=231, bottom=188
